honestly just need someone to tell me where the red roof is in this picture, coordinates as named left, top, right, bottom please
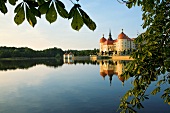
left=127, top=37, right=132, bottom=41
left=118, top=32, right=128, bottom=39
left=100, top=72, right=107, bottom=77
left=103, top=40, right=113, bottom=45
left=118, top=76, right=125, bottom=82
left=100, top=37, right=106, bottom=43
left=104, top=70, right=114, bottom=76
left=113, top=39, right=118, bottom=43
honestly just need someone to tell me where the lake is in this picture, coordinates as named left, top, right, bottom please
left=0, top=59, right=169, bottom=113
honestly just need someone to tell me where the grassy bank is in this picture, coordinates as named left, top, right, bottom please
left=112, top=56, right=133, bottom=60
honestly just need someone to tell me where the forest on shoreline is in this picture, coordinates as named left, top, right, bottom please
left=0, top=46, right=99, bottom=59
left=0, top=46, right=64, bottom=59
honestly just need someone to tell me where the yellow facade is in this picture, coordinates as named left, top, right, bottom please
left=100, top=30, right=136, bottom=55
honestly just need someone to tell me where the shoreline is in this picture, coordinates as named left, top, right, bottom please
left=90, top=55, right=133, bottom=61
left=0, top=55, right=133, bottom=61
left=0, top=57, right=57, bottom=60
left=112, top=56, right=133, bottom=60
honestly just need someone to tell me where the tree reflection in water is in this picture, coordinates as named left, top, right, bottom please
left=0, top=59, right=64, bottom=71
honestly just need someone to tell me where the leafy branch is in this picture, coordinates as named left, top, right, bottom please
left=0, top=0, right=96, bottom=31
left=118, top=0, right=170, bottom=112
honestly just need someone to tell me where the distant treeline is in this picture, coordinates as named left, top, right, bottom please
left=0, top=46, right=64, bottom=58
left=0, top=46, right=99, bottom=58
left=65, top=48, right=99, bottom=56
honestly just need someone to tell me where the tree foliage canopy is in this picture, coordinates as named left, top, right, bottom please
left=116, top=0, right=170, bottom=112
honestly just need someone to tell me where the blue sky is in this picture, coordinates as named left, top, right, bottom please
left=0, top=0, right=144, bottom=50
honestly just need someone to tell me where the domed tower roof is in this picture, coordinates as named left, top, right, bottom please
left=118, top=75, right=125, bottom=82
left=100, top=72, right=107, bottom=79
left=118, top=29, right=128, bottom=39
left=100, top=34, right=106, bottom=43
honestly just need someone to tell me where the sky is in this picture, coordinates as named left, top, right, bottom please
left=0, top=0, right=144, bottom=50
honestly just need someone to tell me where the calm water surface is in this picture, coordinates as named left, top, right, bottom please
left=0, top=60, right=169, bottom=113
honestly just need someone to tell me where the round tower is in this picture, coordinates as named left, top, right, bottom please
left=99, top=34, right=106, bottom=53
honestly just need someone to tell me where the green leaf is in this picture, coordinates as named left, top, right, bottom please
left=130, top=98, right=136, bottom=105
left=56, top=1, right=68, bottom=18
left=164, top=88, right=170, bottom=93
left=14, top=2, right=23, bottom=13
left=0, top=2, right=8, bottom=14
left=161, top=67, right=166, bottom=74
left=151, top=87, right=160, bottom=95
left=141, top=54, right=146, bottom=61
left=8, top=0, right=17, bottom=5
left=26, top=6, right=37, bottom=27
left=71, top=9, right=84, bottom=31
left=46, top=3, right=57, bottom=23
left=38, top=2, right=50, bottom=14
left=133, top=79, right=138, bottom=87
left=78, top=8, right=96, bottom=31
left=144, top=96, right=149, bottom=99
left=161, top=93, right=168, bottom=99
left=68, top=6, right=76, bottom=19
left=26, top=1, right=38, bottom=7
left=14, top=5, right=25, bottom=25
left=128, top=106, right=137, bottom=113
left=56, top=0, right=65, bottom=8
left=147, top=51, right=152, bottom=56
left=126, top=3, right=133, bottom=8
left=37, top=0, right=45, bottom=5
left=137, top=103, right=144, bottom=109
left=30, top=6, right=41, bottom=18
left=157, top=79, right=164, bottom=86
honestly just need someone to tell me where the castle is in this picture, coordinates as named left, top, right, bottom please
left=99, top=29, right=136, bottom=55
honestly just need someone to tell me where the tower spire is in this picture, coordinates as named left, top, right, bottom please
left=122, top=29, right=123, bottom=33
left=108, top=29, right=113, bottom=40
left=109, top=29, right=111, bottom=35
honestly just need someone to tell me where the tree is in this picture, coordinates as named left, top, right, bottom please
left=116, top=0, right=170, bottom=112
left=0, top=0, right=96, bottom=31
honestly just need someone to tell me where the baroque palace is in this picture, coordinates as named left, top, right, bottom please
left=99, top=29, right=136, bottom=55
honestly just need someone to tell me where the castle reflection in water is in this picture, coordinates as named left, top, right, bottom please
left=64, top=59, right=129, bottom=86
left=99, top=60, right=128, bottom=86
